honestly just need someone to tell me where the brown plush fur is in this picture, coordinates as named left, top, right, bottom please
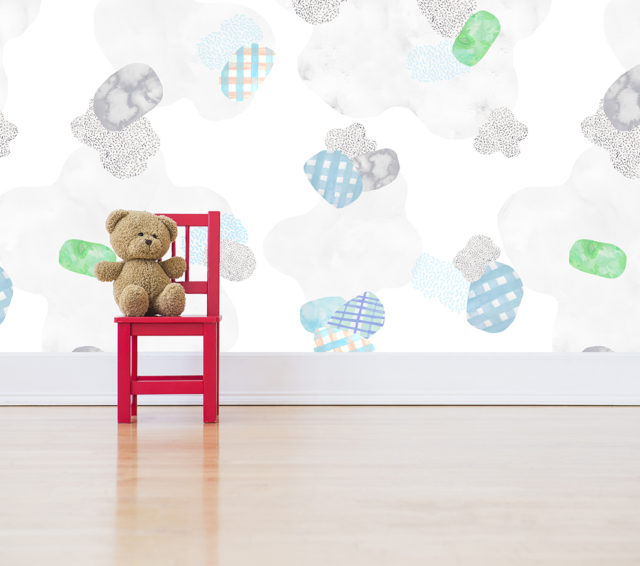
left=95, top=210, right=187, bottom=317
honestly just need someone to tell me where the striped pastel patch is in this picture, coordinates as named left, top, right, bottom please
left=466, top=261, right=523, bottom=333
left=304, top=150, right=363, bottom=208
left=220, top=43, right=275, bottom=102
left=313, top=326, right=374, bottom=352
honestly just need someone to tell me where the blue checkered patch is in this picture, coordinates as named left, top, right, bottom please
left=0, top=266, right=13, bottom=325
left=466, top=261, right=523, bottom=333
left=304, top=150, right=363, bottom=208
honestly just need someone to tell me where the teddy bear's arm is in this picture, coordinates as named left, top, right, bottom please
left=160, top=256, right=186, bottom=280
left=94, top=261, right=124, bottom=282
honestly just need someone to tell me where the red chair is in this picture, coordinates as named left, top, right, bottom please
left=115, top=211, right=221, bottom=424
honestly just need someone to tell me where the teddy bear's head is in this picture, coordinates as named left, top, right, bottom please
left=105, top=210, right=178, bottom=261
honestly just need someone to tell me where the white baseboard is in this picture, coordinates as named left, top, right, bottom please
left=0, top=352, right=639, bottom=405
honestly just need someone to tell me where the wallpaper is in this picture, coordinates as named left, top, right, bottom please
left=0, top=0, right=635, bottom=353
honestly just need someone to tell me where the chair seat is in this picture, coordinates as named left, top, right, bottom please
left=114, top=314, right=222, bottom=323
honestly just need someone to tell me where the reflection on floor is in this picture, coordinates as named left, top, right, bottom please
left=0, top=406, right=639, bottom=565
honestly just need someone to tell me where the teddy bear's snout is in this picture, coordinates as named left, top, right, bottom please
left=145, top=239, right=152, bottom=246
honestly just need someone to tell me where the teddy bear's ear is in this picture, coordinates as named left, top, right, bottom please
left=106, top=209, right=129, bottom=234
left=157, top=215, right=178, bottom=242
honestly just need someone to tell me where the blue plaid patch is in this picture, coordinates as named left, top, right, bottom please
left=327, top=291, right=385, bottom=339
left=0, top=266, right=13, bottom=325
left=466, top=262, right=523, bottom=333
left=304, top=150, right=363, bottom=208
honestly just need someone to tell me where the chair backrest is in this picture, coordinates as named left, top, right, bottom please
left=157, top=212, right=220, bottom=317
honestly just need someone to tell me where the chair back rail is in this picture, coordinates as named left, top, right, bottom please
left=157, top=211, right=220, bottom=317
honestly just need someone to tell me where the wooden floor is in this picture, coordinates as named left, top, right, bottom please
left=0, top=407, right=639, bottom=565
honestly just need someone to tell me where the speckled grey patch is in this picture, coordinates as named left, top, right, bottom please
left=352, top=148, right=400, bottom=191
left=582, top=100, right=640, bottom=179
left=473, top=108, right=528, bottom=158
left=583, top=346, right=614, bottom=352
left=73, top=345, right=103, bottom=352
left=292, top=0, right=345, bottom=25
left=71, top=100, right=160, bottom=179
left=325, top=123, right=376, bottom=159
left=93, top=63, right=163, bottom=131
left=221, top=239, right=256, bottom=281
left=453, top=235, right=501, bottom=282
left=416, top=0, right=477, bottom=37
left=603, top=64, right=640, bottom=132
left=0, top=112, right=17, bottom=158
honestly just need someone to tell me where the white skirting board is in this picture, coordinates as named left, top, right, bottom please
left=0, top=352, right=639, bottom=405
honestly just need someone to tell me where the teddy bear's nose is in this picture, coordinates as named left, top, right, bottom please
left=145, top=239, right=152, bottom=246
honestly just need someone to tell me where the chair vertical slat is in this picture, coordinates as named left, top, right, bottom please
left=131, top=336, right=138, bottom=417
left=207, top=211, right=220, bottom=317
left=117, top=323, right=132, bottom=423
left=185, top=226, right=190, bottom=282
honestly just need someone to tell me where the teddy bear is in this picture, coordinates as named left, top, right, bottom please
left=94, top=209, right=187, bottom=317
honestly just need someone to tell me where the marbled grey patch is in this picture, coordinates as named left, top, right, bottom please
left=293, top=0, right=345, bottom=25
left=473, top=107, right=528, bottom=158
left=71, top=100, right=160, bottom=179
left=417, top=0, right=477, bottom=37
left=0, top=112, right=17, bottom=158
left=453, top=235, right=501, bottom=282
left=352, top=148, right=400, bottom=191
left=73, top=345, right=103, bottom=352
left=221, top=239, right=256, bottom=281
left=603, top=64, right=640, bottom=132
left=325, top=123, right=376, bottom=159
left=583, top=346, right=614, bottom=352
left=582, top=100, right=640, bottom=179
left=93, top=63, right=163, bottom=131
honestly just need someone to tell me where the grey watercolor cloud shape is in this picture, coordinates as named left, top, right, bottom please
left=95, top=0, right=276, bottom=120
left=604, top=0, right=640, bottom=69
left=265, top=175, right=421, bottom=299
left=499, top=148, right=640, bottom=351
left=0, top=148, right=240, bottom=352
left=296, top=0, right=550, bottom=138
left=0, top=0, right=41, bottom=109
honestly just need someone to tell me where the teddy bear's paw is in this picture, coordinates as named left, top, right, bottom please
left=119, top=284, right=149, bottom=317
left=154, top=283, right=186, bottom=317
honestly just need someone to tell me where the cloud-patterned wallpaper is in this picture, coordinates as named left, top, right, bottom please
left=0, top=0, right=635, bottom=352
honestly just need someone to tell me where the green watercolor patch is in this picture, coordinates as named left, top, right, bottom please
left=569, top=239, right=627, bottom=279
left=59, top=239, right=116, bottom=277
left=452, top=11, right=500, bottom=67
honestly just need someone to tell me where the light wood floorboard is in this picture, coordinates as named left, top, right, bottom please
left=0, top=406, right=639, bottom=565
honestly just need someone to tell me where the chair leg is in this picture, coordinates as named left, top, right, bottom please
left=131, top=336, right=138, bottom=417
left=216, top=323, right=220, bottom=421
left=203, top=324, right=218, bottom=423
left=117, top=323, right=132, bottom=423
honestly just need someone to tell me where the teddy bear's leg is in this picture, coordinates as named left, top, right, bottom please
left=118, top=284, right=150, bottom=317
left=152, top=283, right=186, bottom=316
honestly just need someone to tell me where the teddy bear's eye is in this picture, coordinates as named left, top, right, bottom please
left=138, top=232, right=143, bottom=237
left=152, top=234, right=158, bottom=239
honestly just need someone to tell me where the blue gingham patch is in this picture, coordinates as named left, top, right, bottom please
left=466, top=261, right=523, bottom=333
left=304, top=150, right=363, bottom=208
left=0, top=266, right=14, bottom=325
